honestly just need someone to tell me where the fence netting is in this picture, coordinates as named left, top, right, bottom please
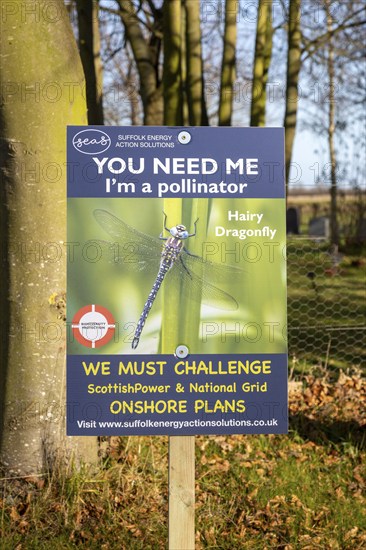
left=287, top=237, right=366, bottom=369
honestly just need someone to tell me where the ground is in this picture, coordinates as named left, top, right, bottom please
left=1, top=368, right=365, bottom=549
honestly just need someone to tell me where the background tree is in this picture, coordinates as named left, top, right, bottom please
left=283, top=0, right=302, bottom=189
left=76, top=0, right=104, bottom=124
left=184, top=0, right=209, bottom=126
left=250, top=0, right=274, bottom=127
left=0, top=0, right=98, bottom=475
left=116, top=0, right=163, bottom=125
left=324, top=0, right=338, bottom=244
left=283, top=0, right=365, bottom=194
left=163, top=0, right=183, bottom=125
left=219, top=0, right=239, bottom=126
left=92, top=0, right=364, bottom=200
left=300, top=0, right=365, bottom=232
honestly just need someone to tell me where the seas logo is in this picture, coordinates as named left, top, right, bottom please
left=72, top=129, right=111, bottom=155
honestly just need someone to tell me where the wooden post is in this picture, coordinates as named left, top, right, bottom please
left=169, top=436, right=195, bottom=549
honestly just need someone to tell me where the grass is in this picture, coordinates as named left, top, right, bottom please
left=287, top=238, right=366, bottom=370
left=1, top=369, right=365, bottom=549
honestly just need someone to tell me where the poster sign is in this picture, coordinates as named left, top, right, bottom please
left=67, top=127, right=287, bottom=435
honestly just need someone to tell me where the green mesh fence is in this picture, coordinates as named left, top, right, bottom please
left=287, top=237, right=366, bottom=369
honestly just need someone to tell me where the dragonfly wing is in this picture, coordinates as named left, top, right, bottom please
left=93, top=209, right=161, bottom=248
left=195, top=277, right=239, bottom=310
left=93, top=209, right=162, bottom=272
left=91, top=239, right=160, bottom=272
left=180, top=249, right=245, bottom=284
left=167, top=258, right=240, bottom=311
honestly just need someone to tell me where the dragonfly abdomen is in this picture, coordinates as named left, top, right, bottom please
left=131, top=263, right=170, bottom=349
left=131, top=240, right=183, bottom=349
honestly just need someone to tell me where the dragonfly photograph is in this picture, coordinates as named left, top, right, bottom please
left=67, top=197, right=286, bottom=355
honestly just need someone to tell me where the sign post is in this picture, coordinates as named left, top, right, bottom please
left=67, top=126, right=287, bottom=545
left=169, top=436, right=195, bottom=549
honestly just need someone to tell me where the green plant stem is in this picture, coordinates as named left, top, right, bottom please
left=161, top=199, right=183, bottom=353
left=181, top=199, right=210, bottom=351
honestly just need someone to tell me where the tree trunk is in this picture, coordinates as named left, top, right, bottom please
left=250, top=0, right=273, bottom=126
left=163, top=0, right=183, bottom=125
left=262, top=2, right=274, bottom=101
left=76, top=0, right=104, bottom=125
left=118, top=0, right=163, bottom=125
left=181, top=4, right=190, bottom=125
left=325, top=0, right=339, bottom=245
left=218, top=0, right=238, bottom=126
left=0, top=0, right=98, bottom=475
left=184, top=0, right=209, bottom=126
left=283, top=0, right=302, bottom=192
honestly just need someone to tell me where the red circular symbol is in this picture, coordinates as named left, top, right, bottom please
left=72, top=305, right=115, bottom=348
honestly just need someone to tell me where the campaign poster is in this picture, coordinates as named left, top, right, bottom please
left=66, top=127, right=287, bottom=436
